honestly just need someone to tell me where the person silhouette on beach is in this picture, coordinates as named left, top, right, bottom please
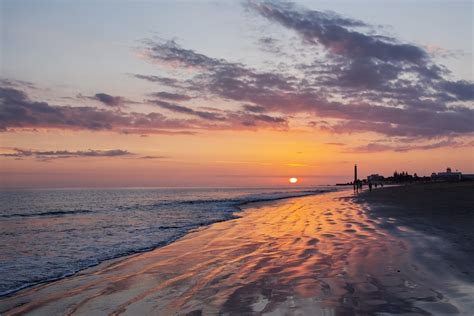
left=353, top=181, right=360, bottom=193
left=368, top=182, right=373, bottom=191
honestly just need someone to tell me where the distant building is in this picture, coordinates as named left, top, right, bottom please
left=367, top=174, right=384, bottom=183
left=431, top=167, right=462, bottom=181
left=462, top=174, right=474, bottom=180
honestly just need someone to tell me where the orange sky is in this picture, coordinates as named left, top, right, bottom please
left=1, top=129, right=472, bottom=188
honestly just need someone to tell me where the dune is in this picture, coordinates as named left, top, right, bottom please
left=1, top=188, right=473, bottom=315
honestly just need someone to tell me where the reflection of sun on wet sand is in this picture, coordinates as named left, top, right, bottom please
left=1, top=188, right=473, bottom=315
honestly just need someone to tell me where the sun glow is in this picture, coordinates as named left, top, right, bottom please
left=289, top=177, right=298, bottom=184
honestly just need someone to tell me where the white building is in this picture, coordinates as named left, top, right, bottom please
left=431, top=167, right=462, bottom=181
left=367, top=174, right=384, bottom=183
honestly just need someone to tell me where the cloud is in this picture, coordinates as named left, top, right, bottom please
left=77, top=92, right=138, bottom=107
left=0, top=148, right=133, bottom=160
left=225, top=111, right=288, bottom=127
left=0, top=86, right=196, bottom=132
left=151, top=91, right=192, bottom=101
left=440, top=80, right=474, bottom=101
left=257, top=37, right=284, bottom=55
left=345, top=139, right=465, bottom=153
left=149, top=99, right=287, bottom=128
left=132, top=74, right=184, bottom=88
left=0, top=85, right=288, bottom=133
left=242, top=104, right=267, bottom=113
left=150, top=99, right=225, bottom=121
left=140, top=155, right=168, bottom=159
left=247, top=1, right=426, bottom=63
left=142, top=39, right=228, bottom=70
left=131, top=2, right=474, bottom=139
left=93, top=93, right=126, bottom=107
left=3, top=2, right=473, bottom=145
left=0, top=78, right=38, bottom=90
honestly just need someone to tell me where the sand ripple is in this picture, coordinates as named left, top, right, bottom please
left=0, top=191, right=472, bottom=315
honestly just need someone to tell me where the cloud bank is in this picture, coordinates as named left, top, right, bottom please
left=131, top=1, right=473, bottom=140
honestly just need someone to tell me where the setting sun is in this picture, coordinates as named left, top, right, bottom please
left=289, top=177, right=298, bottom=184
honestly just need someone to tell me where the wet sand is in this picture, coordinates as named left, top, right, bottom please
left=357, top=182, right=474, bottom=270
left=1, top=189, right=473, bottom=315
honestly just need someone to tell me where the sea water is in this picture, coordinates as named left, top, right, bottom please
left=0, top=186, right=335, bottom=296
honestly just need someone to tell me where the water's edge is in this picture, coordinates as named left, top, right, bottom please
left=1, top=188, right=336, bottom=298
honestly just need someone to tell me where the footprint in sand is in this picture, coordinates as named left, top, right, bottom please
left=344, top=229, right=357, bottom=233
left=321, top=233, right=336, bottom=238
left=307, top=238, right=319, bottom=245
left=299, top=248, right=318, bottom=258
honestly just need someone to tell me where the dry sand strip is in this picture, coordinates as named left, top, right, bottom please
left=1, top=190, right=473, bottom=315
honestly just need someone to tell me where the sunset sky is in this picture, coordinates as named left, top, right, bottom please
left=1, top=0, right=473, bottom=188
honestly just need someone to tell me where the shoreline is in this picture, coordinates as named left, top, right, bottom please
left=0, top=188, right=335, bottom=299
left=1, top=186, right=472, bottom=314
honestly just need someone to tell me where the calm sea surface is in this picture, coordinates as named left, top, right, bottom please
left=0, top=186, right=335, bottom=296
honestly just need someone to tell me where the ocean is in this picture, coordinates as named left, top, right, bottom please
left=0, top=186, right=335, bottom=296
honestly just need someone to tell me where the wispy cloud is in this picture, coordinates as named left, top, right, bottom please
left=0, top=85, right=288, bottom=134
left=325, top=142, right=346, bottom=146
left=0, top=86, right=196, bottom=133
left=345, top=139, right=467, bottom=153
left=77, top=92, right=139, bottom=107
left=0, top=148, right=133, bottom=161
left=93, top=93, right=127, bottom=107
left=151, top=91, right=192, bottom=102
left=130, top=1, right=473, bottom=139
left=150, top=99, right=225, bottom=121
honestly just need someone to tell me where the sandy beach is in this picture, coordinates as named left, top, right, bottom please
left=1, top=186, right=473, bottom=315
left=358, top=182, right=474, bottom=284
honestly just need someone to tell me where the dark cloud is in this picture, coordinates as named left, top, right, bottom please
left=151, top=91, right=192, bottom=101
left=226, top=112, right=288, bottom=127
left=0, top=148, right=132, bottom=160
left=0, top=86, right=195, bottom=132
left=94, top=93, right=125, bottom=107
left=440, top=80, right=474, bottom=101
left=143, top=39, right=228, bottom=70
left=149, top=99, right=287, bottom=128
left=247, top=1, right=426, bottom=63
left=242, top=104, right=267, bottom=113
left=0, top=85, right=287, bottom=133
left=77, top=93, right=138, bottom=107
left=132, top=74, right=183, bottom=87
left=131, top=2, right=473, bottom=139
left=140, top=155, right=168, bottom=159
left=150, top=100, right=225, bottom=121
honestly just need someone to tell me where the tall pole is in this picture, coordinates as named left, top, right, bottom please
left=354, top=164, right=358, bottom=183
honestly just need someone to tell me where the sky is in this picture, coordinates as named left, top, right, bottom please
left=0, top=0, right=473, bottom=188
